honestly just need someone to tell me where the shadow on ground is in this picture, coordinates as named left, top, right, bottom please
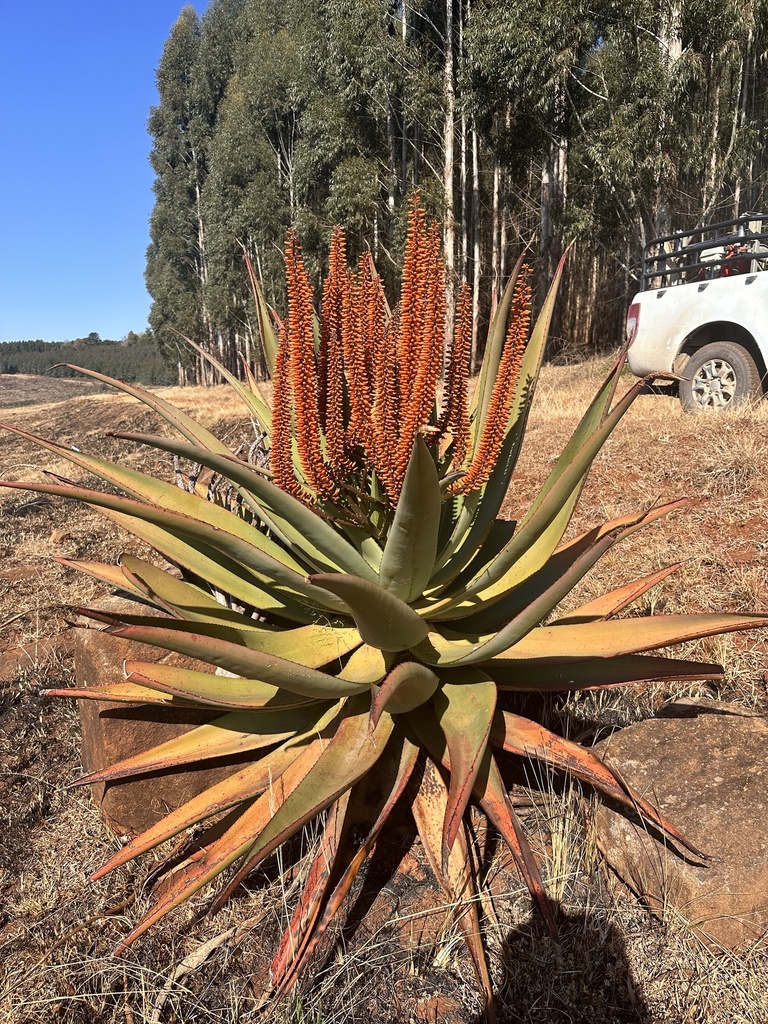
left=473, top=908, right=652, bottom=1024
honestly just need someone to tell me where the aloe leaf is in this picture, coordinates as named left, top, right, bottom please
left=114, top=432, right=378, bottom=583
left=425, top=374, right=649, bottom=618
left=51, top=364, right=234, bottom=454
left=409, top=756, right=494, bottom=1011
left=489, top=711, right=704, bottom=857
left=482, top=612, right=768, bottom=662
left=370, top=661, right=440, bottom=727
left=269, top=792, right=351, bottom=985
left=0, top=426, right=309, bottom=578
left=433, top=671, right=496, bottom=870
left=91, top=736, right=321, bottom=882
left=55, top=558, right=151, bottom=601
left=107, top=622, right=369, bottom=698
left=469, top=253, right=527, bottom=437
left=378, top=436, right=441, bottom=602
left=124, top=662, right=337, bottom=709
left=337, top=643, right=389, bottom=685
left=453, top=501, right=690, bottom=632
left=0, top=479, right=347, bottom=614
left=113, top=696, right=392, bottom=952
left=103, top=509, right=314, bottom=622
left=308, top=573, right=429, bottom=652
left=432, top=252, right=567, bottom=594
left=118, top=555, right=267, bottom=627
left=246, top=261, right=279, bottom=378
left=174, top=331, right=272, bottom=433
left=75, top=703, right=336, bottom=785
left=417, top=507, right=658, bottom=666
left=472, top=749, right=559, bottom=938
left=554, top=563, right=682, bottom=624
left=44, top=680, right=188, bottom=704
left=483, top=653, right=725, bottom=691
left=272, top=727, right=420, bottom=996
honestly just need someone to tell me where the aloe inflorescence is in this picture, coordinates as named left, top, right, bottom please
left=2, top=196, right=765, bottom=1017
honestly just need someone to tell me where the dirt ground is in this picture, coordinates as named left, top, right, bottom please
left=1, top=364, right=767, bottom=1024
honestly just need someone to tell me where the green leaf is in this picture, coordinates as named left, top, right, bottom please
left=52, top=365, right=235, bottom=455
left=483, top=653, right=725, bottom=691
left=308, top=573, right=429, bottom=652
left=115, top=432, right=378, bottom=583
left=124, top=661, right=339, bottom=708
left=175, top=331, right=272, bottom=433
left=379, top=436, right=441, bottom=602
left=433, top=671, right=496, bottom=870
left=109, top=622, right=369, bottom=698
left=0, top=479, right=348, bottom=614
left=370, top=661, right=440, bottom=726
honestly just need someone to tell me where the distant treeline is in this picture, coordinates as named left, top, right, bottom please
left=0, top=332, right=175, bottom=385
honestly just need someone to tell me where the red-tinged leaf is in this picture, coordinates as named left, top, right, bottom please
left=554, top=563, right=682, bottom=624
left=90, top=735, right=323, bottom=881
left=272, top=727, right=420, bottom=996
left=409, top=756, right=494, bottom=1016
left=74, top=703, right=338, bottom=787
left=112, top=695, right=393, bottom=953
left=370, top=661, right=439, bottom=727
left=269, top=793, right=351, bottom=981
left=484, top=613, right=768, bottom=662
left=489, top=711, right=704, bottom=858
left=44, top=680, right=185, bottom=704
left=433, top=672, right=496, bottom=871
left=483, top=654, right=724, bottom=692
left=56, top=558, right=151, bottom=601
left=473, top=749, right=558, bottom=939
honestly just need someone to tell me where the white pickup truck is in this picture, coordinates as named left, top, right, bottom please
left=626, top=214, right=768, bottom=411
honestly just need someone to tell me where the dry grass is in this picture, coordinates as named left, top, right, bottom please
left=1, top=363, right=768, bottom=1024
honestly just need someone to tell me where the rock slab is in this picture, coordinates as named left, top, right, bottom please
left=75, top=602, right=247, bottom=836
left=594, top=700, right=768, bottom=949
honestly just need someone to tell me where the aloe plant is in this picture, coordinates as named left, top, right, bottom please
left=2, top=198, right=765, bottom=1018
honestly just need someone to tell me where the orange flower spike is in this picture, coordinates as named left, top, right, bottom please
left=391, top=223, right=445, bottom=495
left=439, top=281, right=472, bottom=467
left=271, top=306, right=303, bottom=498
left=320, top=228, right=348, bottom=472
left=455, top=267, right=532, bottom=494
left=285, top=232, right=337, bottom=501
left=397, top=196, right=428, bottom=407
left=342, top=268, right=370, bottom=449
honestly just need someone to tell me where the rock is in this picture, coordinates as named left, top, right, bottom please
left=593, top=699, right=768, bottom=949
left=74, top=598, right=251, bottom=836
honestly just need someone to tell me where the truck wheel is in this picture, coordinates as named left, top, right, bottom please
left=679, top=342, right=761, bottom=413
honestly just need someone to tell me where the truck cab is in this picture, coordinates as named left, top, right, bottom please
left=626, top=214, right=768, bottom=411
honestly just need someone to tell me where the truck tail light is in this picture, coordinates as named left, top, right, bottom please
left=626, top=303, right=640, bottom=343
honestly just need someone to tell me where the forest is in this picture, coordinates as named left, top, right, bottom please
left=0, top=333, right=175, bottom=385
left=147, top=0, right=768, bottom=383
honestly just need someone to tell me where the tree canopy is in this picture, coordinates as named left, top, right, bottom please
left=146, top=1, right=768, bottom=379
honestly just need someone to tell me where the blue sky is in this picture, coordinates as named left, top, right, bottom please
left=0, top=2, right=207, bottom=343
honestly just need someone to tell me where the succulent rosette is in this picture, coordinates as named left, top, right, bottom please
left=3, top=198, right=765, bottom=1016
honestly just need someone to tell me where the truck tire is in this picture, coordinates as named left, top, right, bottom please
left=679, top=342, right=761, bottom=413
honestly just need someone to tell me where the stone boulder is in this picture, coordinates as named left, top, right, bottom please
left=593, top=699, right=768, bottom=949
left=75, top=599, right=250, bottom=836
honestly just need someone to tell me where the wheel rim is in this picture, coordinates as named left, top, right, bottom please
left=691, top=357, right=738, bottom=409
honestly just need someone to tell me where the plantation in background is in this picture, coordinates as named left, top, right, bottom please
left=0, top=334, right=175, bottom=387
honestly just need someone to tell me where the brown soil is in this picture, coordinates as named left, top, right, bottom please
left=1, top=364, right=767, bottom=1024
